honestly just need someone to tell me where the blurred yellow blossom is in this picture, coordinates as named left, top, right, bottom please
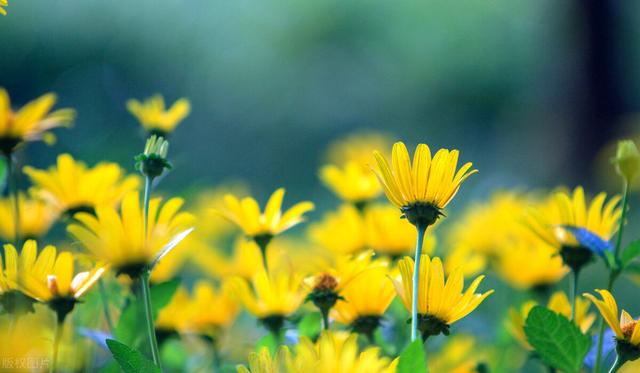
left=0, top=193, right=57, bottom=243
left=127, top=94, right=191, bottom=136
left=309, top=204, right=366, bottom=255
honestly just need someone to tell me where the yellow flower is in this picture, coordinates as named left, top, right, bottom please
left=230, top=266, right=306, bottom=334
left=190, top=183, right=251, bottom=242
left=584, top=290, right=640, bottom=347
left=364, top=203, right=436, bottom=258
left=67, top=191, right=195, bottom=277
left=24, top=154, right=140, bottom=216
left=373, top=142, right=476, bottom=227
left=429, top=335, right=489, bottom=373
left=0, top=88, right=75, bottom=153
left=219, top=188, right=314, bottom=246
left=237, top=346, right=292, bottom=373
left=156, top=286, right=191, bottom=333
left=127, top=94, right=191, bottom=135
left=528, top=186, right=621, bottom=250
left=286, top=331, right=398, bottom=373
left=0, top=192, right=57, bottom=242
left=494, top=237, right=568, bottom=290
left=391, top=255, right=493, bottom=339
left=319, top=161, right=381, bottom=204
left=0, top=240, right=42, bottom=314
left=0, top=0, right=7, bottom=16
left=507, top=291, right=595, bottom=349
left=613, top=140, right=640, bottom=183
left=188, top=280, right=240, bottom=335
left=325, top=131, right=392, bottom=167
left=309, top=204, right=366, bottom=255
left=331, top=266, right=395, bottom=339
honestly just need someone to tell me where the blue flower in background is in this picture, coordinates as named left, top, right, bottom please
left=561, top=226, right=613, bottom=257
left=584, top=328, right=616, bottom=369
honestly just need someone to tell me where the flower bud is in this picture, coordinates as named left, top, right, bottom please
left=613, top=140, right=640, bottom=183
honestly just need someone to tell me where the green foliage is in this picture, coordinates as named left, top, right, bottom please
left=106, top=339, right=160, bottom=373
left=255, top=333, right=278, bottom=355
left=398, top=339, right=428, bottom=373
left=160, top=337, right=187, bottom=371
left=298, top=312, right=321, bottom=339
left=114, top=278, right=180, bottom=346
left=621, top=240, right=640, bottom=269
left=524, top=306, right=591, bottom=373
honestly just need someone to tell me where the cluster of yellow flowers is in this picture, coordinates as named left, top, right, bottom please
left=2, top=86, right=640, bottom=373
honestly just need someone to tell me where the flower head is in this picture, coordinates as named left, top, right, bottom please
left=613, top=140, right=640, bottom=183
left=219, top=188, right=314, bottom=242
left=0, top=192, right=57, bottom=242
left=309, top=205, right=366, bottom=255
left=391, top=254, right=493, bottom=339
left=0, top=240, right=42, bottom=315
left=0, top=89, right=75, bottom=154
left=127, top=94, right=190, bottom=136
left=0, top=1, right=7, bottom=16
left=24, top=154, right=139, bottom=217
left=507, top=291, right=595, bottom=349
left=331, top=266, right=395, bottom=339
left=187, top=280, right=239, bottom=336
left=319, top=161, right=381, bottom=205
left=156, top=287, right=191, bottom=334
left=373, top=142, right=476, bottom=227
left=135, top=135, right=171, bottom=178
left=67, top=191, right=195, bottom=278
left=584, top=290, right=640, bottom=347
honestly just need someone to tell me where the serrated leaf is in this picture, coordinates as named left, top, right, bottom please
left=106, top=339, right=160, bottom=373
left=298, top=312, right=321, bottom=339
left=621, top=240, right=640, bottom=268
left=524, top=306, right=591, bottom=373
left=398, top=339, right=428, bottom=373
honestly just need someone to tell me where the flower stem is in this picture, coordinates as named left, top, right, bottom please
left=607, top=355, right=622, bottom=373
left=594, top=181, right=629, bottom=373
left=50, top=321, right=63, bottom=373
left=570, top=270, right=579, bottom=321
left=143, top=176, right=153, bottom=239
left=141, top=270, right=162, bottom=369
left=4, top=153, right=20, bottom=247
left=411, top=224, right=427, bottom=342
left=98, top=279, right=114, bottom=333
left=321, top=309, right=330, bottom=330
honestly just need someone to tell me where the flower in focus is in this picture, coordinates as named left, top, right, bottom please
left=391, top=254, right=493, bottom=340
left=67, top=191, right=195, bottom=278
left=20, top=245, right=105, bottom=322
left=24, top=154, right=139, bottom=217
left=187, top=280, right=239, bottom=338
left=309, top=204, right=366, bottom=255
left=325, top=131, right=392, bottom=167
left=584, top=290, right=640, bottom=351
left=373, top=142, right=477, bottom=228
left=331, top=266, right=395, bottom=340
left=0, top=88, right=75, bottom=154
left=319, top=161, right=381, bottom=206
left=219, top=188, right=314, bottom=263
left=613, top=140, right=640, bottom=183
left=365, top=203, right=436, bottom=259
left=507, top=291, right=595, bottom=349
left=0, top=192, right=57, bottom=242
left=230, top=266, right=306, bottom=335
left=527, top=186, right=621, bottom=271
left=127, top=94, right=191, bottom=136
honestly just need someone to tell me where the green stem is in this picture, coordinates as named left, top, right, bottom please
left=411, top=224, right=427, bottom=342
left=143, top=176, right=153, bottom=239
left=5, top=153, right=20, bottom=247
left=50, top=321, right=63, bottom=373
left=607, top=355, right=622, bottom=373
left=141, top=270, right=162, bottom=369
left=98, top=279, right=114, bottom=333
left=321, top=309, right=330, bottom=330
left=570, top=270, right=579, bottom=321
left=594, top=181, right=629, bottom=373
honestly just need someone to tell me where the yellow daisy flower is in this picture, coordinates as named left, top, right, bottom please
left=527, top=186, right=621, bottom=270
left=24, top=154, right=140, bottom=217
left=237, top=346, right=291, bottom=373
left=364, top=203, right=437, bottom=259
left=219, top=188, right=313, bottom=268
left=319, top=161, right=381, bottom=206
left=325, top=132, right=392, bottom=167
left=0, top=192, right=57, bottom=243
left=0, top=1, right=7, bottom=16
left=0, top=240, right=43, bottom=315
left=187, top=280, right=240, bottom=337
left=584, top=290, right=640, bottom=348
left=127, top=94, right=191, bottom=136
left=308, top=204, right=366, bottom=255
left=507, top=291, right=595, bottom=350
left=331, top=266, right=395, bottom=340
left=67, top=191, right=195, bottom=278
left=230, top=266, right=306, bottom=335
left=373, top=141, right=477, bottom=228
left=391, top=254, right=493, bottom=340
left=0, top=88, right=75, bottom=154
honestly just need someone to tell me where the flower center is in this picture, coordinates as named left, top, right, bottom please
left=401, top=202, right=442, bottom=228
left=314, top=273, right=338, bottom=292
left=623, top=320, right=638, bottom=340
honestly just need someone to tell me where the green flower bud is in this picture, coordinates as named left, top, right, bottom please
left=613, top=140, right=640, bottom=183
left=135, top=135, right=172, bottom=178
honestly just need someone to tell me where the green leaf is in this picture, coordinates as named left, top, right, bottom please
left=255, top=333, right=278, bottom=355
left=298, top=312, right=321, bottom=339
left=621, top=240, right=640, bottom=268
left=106, top=339, right=160, bottom=373
left=524, top=306, right=591, bottom=373
left=114, top=278, right=180, bottom=346
left=398, top=339, right=428, bottom=373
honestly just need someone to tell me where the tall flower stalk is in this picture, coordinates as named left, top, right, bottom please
left=3, top=153, right=20, bottom=246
